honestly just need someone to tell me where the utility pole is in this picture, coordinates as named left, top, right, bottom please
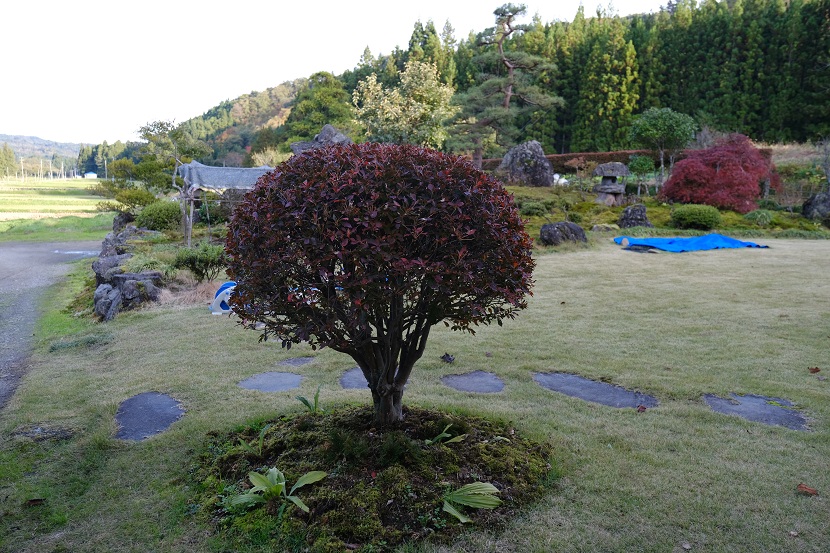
left=20, top=158, right=24, bottom=182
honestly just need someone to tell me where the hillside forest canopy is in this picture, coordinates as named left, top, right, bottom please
left=60, top=0, right=830, bottom=175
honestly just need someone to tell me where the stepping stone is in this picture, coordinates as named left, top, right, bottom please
left=238, top=372, right=302, bottom=392
left=704, top=393, right=809, bottom=431
left=341, top=367, right=368, bottom=389
left=441, top=370, right=505, bottom=393
left=278, top=357, right=315, bottom=367
left=534, top=372, right=659, bottom=409
left=115, top=392, right=185, bottom=441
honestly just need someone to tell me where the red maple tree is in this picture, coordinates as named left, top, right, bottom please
left=660, top=134, right=780, bottom=214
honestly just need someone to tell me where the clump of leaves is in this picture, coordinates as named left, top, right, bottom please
left=442, top=482, right=502, bottom=523
left=297, top=385, right=325, bottom=414
left=227, top=466, right=327, bottom=518
left=424, top=424, right=467, bottom=446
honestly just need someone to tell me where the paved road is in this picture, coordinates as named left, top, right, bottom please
left=0, top=240, right=101, bottom=410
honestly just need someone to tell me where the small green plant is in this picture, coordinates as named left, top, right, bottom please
left=237, top=424, right=271, bottom=457
left=670, top=204, right=722, bottom=230
left=228, top=466, right=327, bottom=517
left=519, top=201, right=548, bottom=217
left=442, top=482, right=502, bottom=523
left=136, top=200, right=181, bottom=231
left=743, top=209, right=774, bottom=227
left=173, top=242, right=228, bottom=282
left=296, top=385, right=324, bottom=414
left=424, top=424, right=467, bottom=446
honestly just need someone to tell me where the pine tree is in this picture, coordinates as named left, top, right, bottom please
left=449, top=4, right=562, bottom=167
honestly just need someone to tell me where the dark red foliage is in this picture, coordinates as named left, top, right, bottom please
left=660, top=134, right=780, bottom=214
left=225, top=143, right=534, bottom=424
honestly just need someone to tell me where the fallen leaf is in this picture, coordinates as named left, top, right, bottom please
left=25, top=498, right=45, bottom=507
left=789, top=531, right=799, bottom=537
left=808, top=367, right=821, bottom=374
left=440, top=353, right=455, bottom=363
left=636, top=405, right=648, bottom=413
left=796, top=483, right=818, bottom=496
left=682, top=542, right=692, bottom=550
left=485, top=352, right=492, bottom=358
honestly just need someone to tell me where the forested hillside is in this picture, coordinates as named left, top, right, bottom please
left=79, top=0, right=828, bottom=172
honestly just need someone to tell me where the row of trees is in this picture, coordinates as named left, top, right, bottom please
left=87, top=1, right=827, bottom=178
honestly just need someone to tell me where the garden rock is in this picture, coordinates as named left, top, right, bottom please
left=534, top=372, right=659, bottom=409
left=496, top=140, right=556, bottom=187
left=618, top=204, right=654, bottom=228
left=93, top=224, right=165, bottom=321
left=540, top=222, right=587, bottom=246
left=802, top=191, right=830, bottom=222
left=290, top=124, right=353, bottom=154
left=112, top=211, right=136, bottom=233
left=115, top=392, right=185, bottom=441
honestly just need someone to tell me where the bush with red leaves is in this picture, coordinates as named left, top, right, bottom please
left=226, top=143, right=534, bottom=425
left=660, top=134, right=780, bottom=214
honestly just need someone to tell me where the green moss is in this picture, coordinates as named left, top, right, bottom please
left=193, top=406, right=557, bottom=552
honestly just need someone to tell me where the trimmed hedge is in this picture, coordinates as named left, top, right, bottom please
left=670, top=204, right=722, bottom=230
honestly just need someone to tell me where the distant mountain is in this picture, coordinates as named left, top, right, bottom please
left=0, top=134, right=82, bottom=160
left=179, top=79, right=306, bottom=166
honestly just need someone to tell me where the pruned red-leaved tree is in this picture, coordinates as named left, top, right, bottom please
left=660, top=134, right=780, bottom=214
left=226, top=143, right=535, bottom=426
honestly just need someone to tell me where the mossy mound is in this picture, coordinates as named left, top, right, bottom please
left=193, top=405, right=557, bottom=552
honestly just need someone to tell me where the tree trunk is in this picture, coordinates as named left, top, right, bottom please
left=372, top=386, right=404, bottom=426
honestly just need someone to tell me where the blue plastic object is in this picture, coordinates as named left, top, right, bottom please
left=614, top=234, right=768, bottom=252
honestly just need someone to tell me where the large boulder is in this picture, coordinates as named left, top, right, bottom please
left=540, top=222, right=587, bottom=246
left=803, top=192, right=830, bottom=222
left=618, top=204, right=654, bottom=228
left=496, top=141, right=556, bottom=187
left=290, top=124, right=353, bottom=155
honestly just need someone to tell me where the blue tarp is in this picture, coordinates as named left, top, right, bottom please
left=613, top=233, right=768, bottom=252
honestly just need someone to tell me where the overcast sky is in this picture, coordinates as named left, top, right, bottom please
left=2, top=0, right=662, bottom=145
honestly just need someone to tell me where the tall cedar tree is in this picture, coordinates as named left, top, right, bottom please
left=225, top=143, right=534, bottom=426
left=451, top=3, right=562, bottom=168
left=660, top=133, right=780, bottom=213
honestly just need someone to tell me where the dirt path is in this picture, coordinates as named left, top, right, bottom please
left=0, top=240, right=101, bottom=411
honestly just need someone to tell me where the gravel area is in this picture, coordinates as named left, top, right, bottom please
left=0, top=240, right=101, bottom=410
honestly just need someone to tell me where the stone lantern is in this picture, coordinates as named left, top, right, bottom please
left=592, top=162, right=630, bottom=206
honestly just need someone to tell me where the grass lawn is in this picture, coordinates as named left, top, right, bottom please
left=1, top=238, right=827, bottom=552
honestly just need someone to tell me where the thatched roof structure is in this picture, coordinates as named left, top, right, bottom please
left=177, top=161, right=272, bottom=192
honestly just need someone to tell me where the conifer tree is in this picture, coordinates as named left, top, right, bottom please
left=450, top=3, right=562, bottom=167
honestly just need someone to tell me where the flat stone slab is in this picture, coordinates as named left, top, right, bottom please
left=441, top=370, right=505, bottom=393
left=278, top=357, right=315, bottom=367
left=238, top=371, right=302, bottom=392
left=341, top=367, right=368, bottom=389
left=115, top=392, right=184, bottom=441
left=704, top=393, right=809, bottom=431
left=534, top=372, right=659, bottom=409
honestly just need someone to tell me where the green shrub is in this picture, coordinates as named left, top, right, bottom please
left=519, top=201, right=548, bottom=217
left=743, top=209, right=774, bottom=227
left=173, top=242, right=228, bottom=282
left=114, top=188, right=157, bottom=213
left=670, top=204, right=722, bottom=230
left=136, top=201, right=181, bottom=231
